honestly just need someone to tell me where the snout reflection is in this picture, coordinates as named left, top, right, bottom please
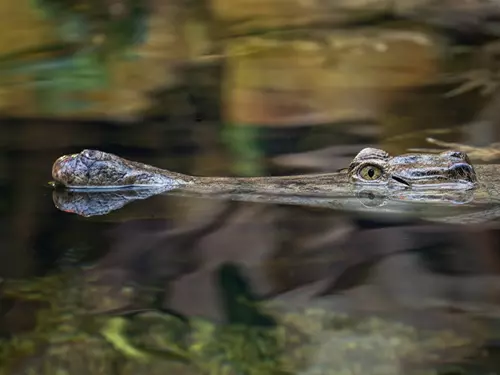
left=52, top=187, right=171, bottom=217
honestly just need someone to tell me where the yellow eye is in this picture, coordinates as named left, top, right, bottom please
left=359, top=165, right=382, bottom=180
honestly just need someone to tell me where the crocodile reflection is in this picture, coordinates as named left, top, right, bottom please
left=52, top=185, right=475, bottom=218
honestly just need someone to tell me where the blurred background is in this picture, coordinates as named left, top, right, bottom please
left=3, top=0, right=500, bottom=374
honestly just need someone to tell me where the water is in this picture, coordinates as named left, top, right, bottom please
left=3, top=1, right=500, bottom=373
left=0, top=119, right=499, bottom=374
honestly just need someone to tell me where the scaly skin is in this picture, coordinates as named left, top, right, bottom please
left=50, top=148, right=500, bottom=223
left=52, top=148, right=478, bottom=193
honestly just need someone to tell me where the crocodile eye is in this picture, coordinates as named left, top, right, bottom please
left=358, top=165, right=382, bottom=180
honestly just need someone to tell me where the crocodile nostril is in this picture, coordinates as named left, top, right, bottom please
left=82, top=149, right=96, bottom=158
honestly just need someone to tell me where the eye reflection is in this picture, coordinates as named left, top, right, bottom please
left=355, top=189, right=387, bottom=207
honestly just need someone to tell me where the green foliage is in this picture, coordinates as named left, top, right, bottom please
left=222, top=125, right=265, bottom=176
left=31, top=0, right=148, bottom=53
left=0, top=0, right=149, bottom=114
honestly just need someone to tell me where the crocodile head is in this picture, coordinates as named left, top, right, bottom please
left=348, top=148, right=477, bottom=189
left=52, top=148, right=478, bottom=191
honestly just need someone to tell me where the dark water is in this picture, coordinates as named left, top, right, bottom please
left=1, top=117, right=500, bottom=375
left=4, top=1, right=500, bottom=372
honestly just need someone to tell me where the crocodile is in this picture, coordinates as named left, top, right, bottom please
left=50, top=148, right=500, bottom=222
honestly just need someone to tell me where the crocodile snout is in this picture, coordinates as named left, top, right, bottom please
left=52, top=154, right=85, bottom=187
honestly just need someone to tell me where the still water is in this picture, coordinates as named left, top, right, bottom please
left=4, top=0, right=500, bottom=373
left=1, top=119, right=500, bottom=375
